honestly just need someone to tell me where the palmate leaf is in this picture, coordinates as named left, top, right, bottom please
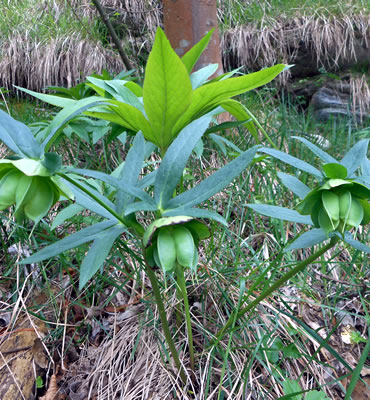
left=167, top=146, right=258, bottom=209
left=143, top=27, right=193, bottom=150
left=0, top=109, right=42, bottom=159
left=154, top=116, right=212, bottom=209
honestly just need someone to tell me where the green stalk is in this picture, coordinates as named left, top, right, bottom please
left=176, top=264, right=195, bottom=374
left=60, top=172, right=187, bottom=382
left=212, top=237, right=339, bottom=346
left=145, top=263, right=187, bottom=384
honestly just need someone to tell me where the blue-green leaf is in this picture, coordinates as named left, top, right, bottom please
left=277, top=172, right=310, bottom=199
left=292, top=136, right=336, bottom=164
left=20, top=220, right=117, bottom=264
left=116, top=132, right=146, bottom=213
left=246, top=204, right=313, bottom=224
left=51, top=203, right=84, bottom=230
left=285, top=228, right=328, bottom=251
left=154, top=116, right=212, bottom=209
left=259, top=148, right=323, bottom=178
left=341, top=139, right=369, bottom=177
left=41, top=97, right=109, bottom=149
left=343, top=231, right=370, bottom=253
left=190, top=64, right=219, bottom=89
left=167, top=146, right=258, bottom=209
left=15, top=86, right=75, bottom=108
left=79, top=223, right=126, bottom=289
left=209, top=133, right=243, bottom=156
left=0, top=109, right=42, bottom=159
left=69, top=168, right=154, bottom=205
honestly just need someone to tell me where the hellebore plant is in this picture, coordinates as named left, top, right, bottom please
left=19, top=28, right=287, bottom=153
left=215, top=137, right=369, bottom=343
left=0, top=28, right=287, bottom=383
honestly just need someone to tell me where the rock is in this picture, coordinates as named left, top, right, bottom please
left=309, top=87, right=369, bottom=123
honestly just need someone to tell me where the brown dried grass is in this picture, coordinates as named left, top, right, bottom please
left=222, top=14, right=370, bottom=84
left=0, top=32, right=123, bottom=92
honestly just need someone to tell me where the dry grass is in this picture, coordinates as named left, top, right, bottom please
left=0, top=32, right=122, bottom=92
left=222, top=14, right=370, bottom=83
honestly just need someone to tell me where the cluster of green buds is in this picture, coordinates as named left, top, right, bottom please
left=143, top=216, right=210, bottom=273
left=297, top=162, right=370, bottom=235
left=0, top=157, right=72, bottom=224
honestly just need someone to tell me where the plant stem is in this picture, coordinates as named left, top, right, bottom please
left=145, top=263, right=187, bottom=384
left=212, top=237, right=339, bottom=346
left=176, top=264, right=195, bottom=374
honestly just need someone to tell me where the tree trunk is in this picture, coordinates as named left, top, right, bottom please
left=163, top=0, right=223, bottom=75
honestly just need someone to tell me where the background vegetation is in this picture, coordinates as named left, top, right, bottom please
left=0, top=1, right=369, bottom=399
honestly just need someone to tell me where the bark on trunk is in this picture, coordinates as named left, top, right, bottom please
left=163, top=0, right=223, bottom=75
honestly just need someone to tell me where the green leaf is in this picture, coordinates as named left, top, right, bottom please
left=143, top=27, right=193, bottom=149
left=63, top=179, right=117, bottom=219
left=292, top=136, right=336, bottom=164
left=277, top=172, right=310, bottom=199
left=220, top=99, right=258, bottom=141
left=341, top=139, right=369, bottom=177
left=181, top=29, right=214, bottom=73
left=154, top=116, right=212, bottom=209
left=41, top=97, right=110, bottom=151
left=344, top=330, right=370, bottom=400
left=163, top=207, right=227, bottom=226
left=173, top=64, right=287, bottom=135
left=282, top=379, right=303, bottom=400
left=0, top=109, right=42, bottom=159
left=259, top=148, right=323, bottom=178
left=246, top=204, right=313, bottom=224
left=305, top=391, right=330, bottom=400
left=42, top=153, right=62, bottom=174
left=190, top=64, right=219, bottom=89
left=285, top=229, right=328, bottom=251
left=116, top=132, right=147, bottom=213
left=12, top=159, right=49, bottom=176
left=209, top=133, right=243, bottom=156
left=20, top=220, right=117, bottom=264
left=15, top=86, right=75, bottom=108
left=51, top=203, right=84, bottom=230
left=343, top=231, right=370, bottom=253
left=167, top=146, right=258, bottom=209
left=322, top=163, right=348, bottom=179
left=107, top=100, right=153, bottom=142
left=79, top=223, right=126, bottom=289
